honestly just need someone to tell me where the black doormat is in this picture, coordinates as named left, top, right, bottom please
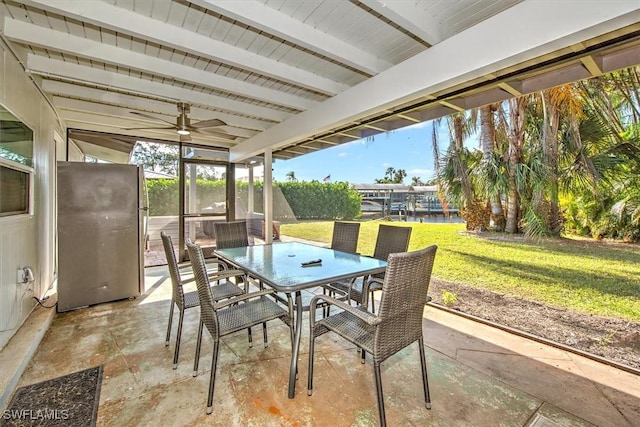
left=2, top=366, right=103, bottom=427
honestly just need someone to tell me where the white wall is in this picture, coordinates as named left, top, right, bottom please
left=0, top=40, right=64, bottom=350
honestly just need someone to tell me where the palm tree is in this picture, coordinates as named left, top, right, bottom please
left=505, top=96, right=527, bottom=233
left=285, top=171, right=297, bottom=182
left=479, top=103, right=506, bottom=230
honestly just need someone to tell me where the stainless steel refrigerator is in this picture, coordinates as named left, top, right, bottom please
left=57, top=162, right=145, bottom=312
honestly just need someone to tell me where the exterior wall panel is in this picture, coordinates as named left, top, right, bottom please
left=0, top=40, right=63, bottom=351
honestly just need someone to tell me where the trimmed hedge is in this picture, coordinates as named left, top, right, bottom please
left=146, top=179, right=361, bottom=220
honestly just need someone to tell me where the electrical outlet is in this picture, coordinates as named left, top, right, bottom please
left=16, top=268, right=24, bottom=285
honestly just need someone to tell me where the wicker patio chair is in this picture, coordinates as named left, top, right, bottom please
left=330, top=221, right=361, bottom=253
left=322, top=221, right=361, bottom=315
left=213, top=220, right=250, bottom=250
left=327, top=224, right=412, bottom=312
left=186, top=241, right=293, bottom=415
left=161, top=232, right=245, bottom=369
left=213, top=220, right=271, bottom=347
left=307, top=245, right=438, bottom=427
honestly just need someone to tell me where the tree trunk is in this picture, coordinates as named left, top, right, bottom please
left=542, top=91, right=562, bottom=235
left=480, top=104, right=505, bottom=230
left=505, top=97, right=526, bottom=233
left=452, top=114, right=474, bottom=206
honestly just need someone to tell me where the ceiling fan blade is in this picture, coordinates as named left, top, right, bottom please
left=192, top=128, right=236, bottom=140
left=123, top=125, right=177, bottom=131
left=130, top=111, right=176, bottom=126
left=191, top=118, right=227, bottom=129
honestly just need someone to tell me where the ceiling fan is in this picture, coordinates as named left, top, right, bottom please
left=125, top=102, right=233, bottom=142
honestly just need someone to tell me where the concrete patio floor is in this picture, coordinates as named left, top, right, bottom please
left=6, top=265, right=640, bottom=426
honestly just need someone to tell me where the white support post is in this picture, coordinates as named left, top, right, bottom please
left=264, top=150, right=273, bottom=244
left=247, top=166, right=254, bottom=214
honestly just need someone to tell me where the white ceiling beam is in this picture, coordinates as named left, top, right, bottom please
left=230, top=0, right=640, bottom=161
left=359, top=0, right=441, bottom=45
left=497, top=82, right=523, bottom=97
left=52, top=96, right=258, bottom=140
left=25, top=55, right=289, bottom=122
left=581, top=55, right=604, bottom=76
left=188, top=0, right=391, bottom=75
left=4, top=18, right=313, bottom=111
left=438, top=100, right=466, bottom=113
left=61, top=113, right=234, bottom=147
left=42, top=80, right=270, bottom=132
left=18, top=0, right=346, bottom=95
left=396, top=114, right=421, bottom=123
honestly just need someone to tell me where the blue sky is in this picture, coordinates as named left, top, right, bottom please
left=272, top=121, right=451, bottom=184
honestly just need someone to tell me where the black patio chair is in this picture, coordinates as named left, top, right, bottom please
left=308, top=245, right=438, bottom=427
left=187, top=241, right=293, bottom=415
left=161, top=232, right=245, bottom=369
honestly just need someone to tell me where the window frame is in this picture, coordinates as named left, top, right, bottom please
left=0, top=156, right=34, bottom=220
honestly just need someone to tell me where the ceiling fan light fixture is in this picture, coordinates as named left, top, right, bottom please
left=177, top=128, right=190, bottom=136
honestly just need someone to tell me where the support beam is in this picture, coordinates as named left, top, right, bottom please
left=52, top=97, right=254, bottom=139
left=438, top=100, right=466, bottom=113
left=230, top=1, right=640, bottom=161
left=497, top=82, right=523, bottom=97
left=26, top=55, right=289, bottom=122
left=188, top=0, right=390, bottom=75
left=359, top=0, right=440, bottom=45
left=581, top=55, right=604, bottom=76
left=263, top=149, right=273, bottom=244
left=19, top=0, right=347, bottom=95
left=4, top=18, right=314, bottom=111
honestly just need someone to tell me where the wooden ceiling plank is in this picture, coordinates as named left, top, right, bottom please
left=19, top=0, right=347, bottom=95
left=188, top=0, right=391, bottom=75
left=4, top=18, right=314, bottom=111
left=26, top=54, right=290, bottom=122
left=42, top=80, right=270, bottom=131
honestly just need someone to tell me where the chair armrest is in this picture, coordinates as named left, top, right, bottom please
left=308, top=295, right=380, bottom=327
left=213, top=289, right=277, bottom=310
left=362, top=277, right=384, bottom=293
left=361, top=277, right=384, bottom=307
left=210, top=269, right=245, bottom=279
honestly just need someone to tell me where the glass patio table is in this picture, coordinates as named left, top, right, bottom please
left=214, top=241, right=387, bottom=398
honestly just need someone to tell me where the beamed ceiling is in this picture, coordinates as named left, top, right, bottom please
left=1, top=0, right=639, bottom=163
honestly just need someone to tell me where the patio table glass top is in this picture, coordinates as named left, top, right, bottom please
left=214, top=241, right=387, bottom=293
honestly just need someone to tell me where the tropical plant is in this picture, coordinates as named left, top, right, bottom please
left=285, top=170, right=297, bottom=182
left=374, top=167, right=407, bottom=184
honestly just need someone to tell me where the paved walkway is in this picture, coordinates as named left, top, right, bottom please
left=2, top=263, right=638, bottom=426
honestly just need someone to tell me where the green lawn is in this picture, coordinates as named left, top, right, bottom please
left=280, top=220, right=640, bottom=321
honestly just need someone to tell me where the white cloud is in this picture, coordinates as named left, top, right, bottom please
left=338, top=152, right=348, bottom=157
left=408, top=168, right=433, bottom=175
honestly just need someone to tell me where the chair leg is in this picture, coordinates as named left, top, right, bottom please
left=193, top=320, right=204, bottom=377
left=369, top=290, right=376, bottom=315
left=373, top=362, right=387, bottom=427
left=172, top=309, right=185, bottom=369
left=165, top=300, right=175, bottom=346
left=248, top=327, right=253, bottom=348
left=206, top=340, right=220, bottom=415
left=307, top=332, right=316, bottom=395
left=262, top=322, right=268, bottom=348
left=418, top=336, right=432, bottom=409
